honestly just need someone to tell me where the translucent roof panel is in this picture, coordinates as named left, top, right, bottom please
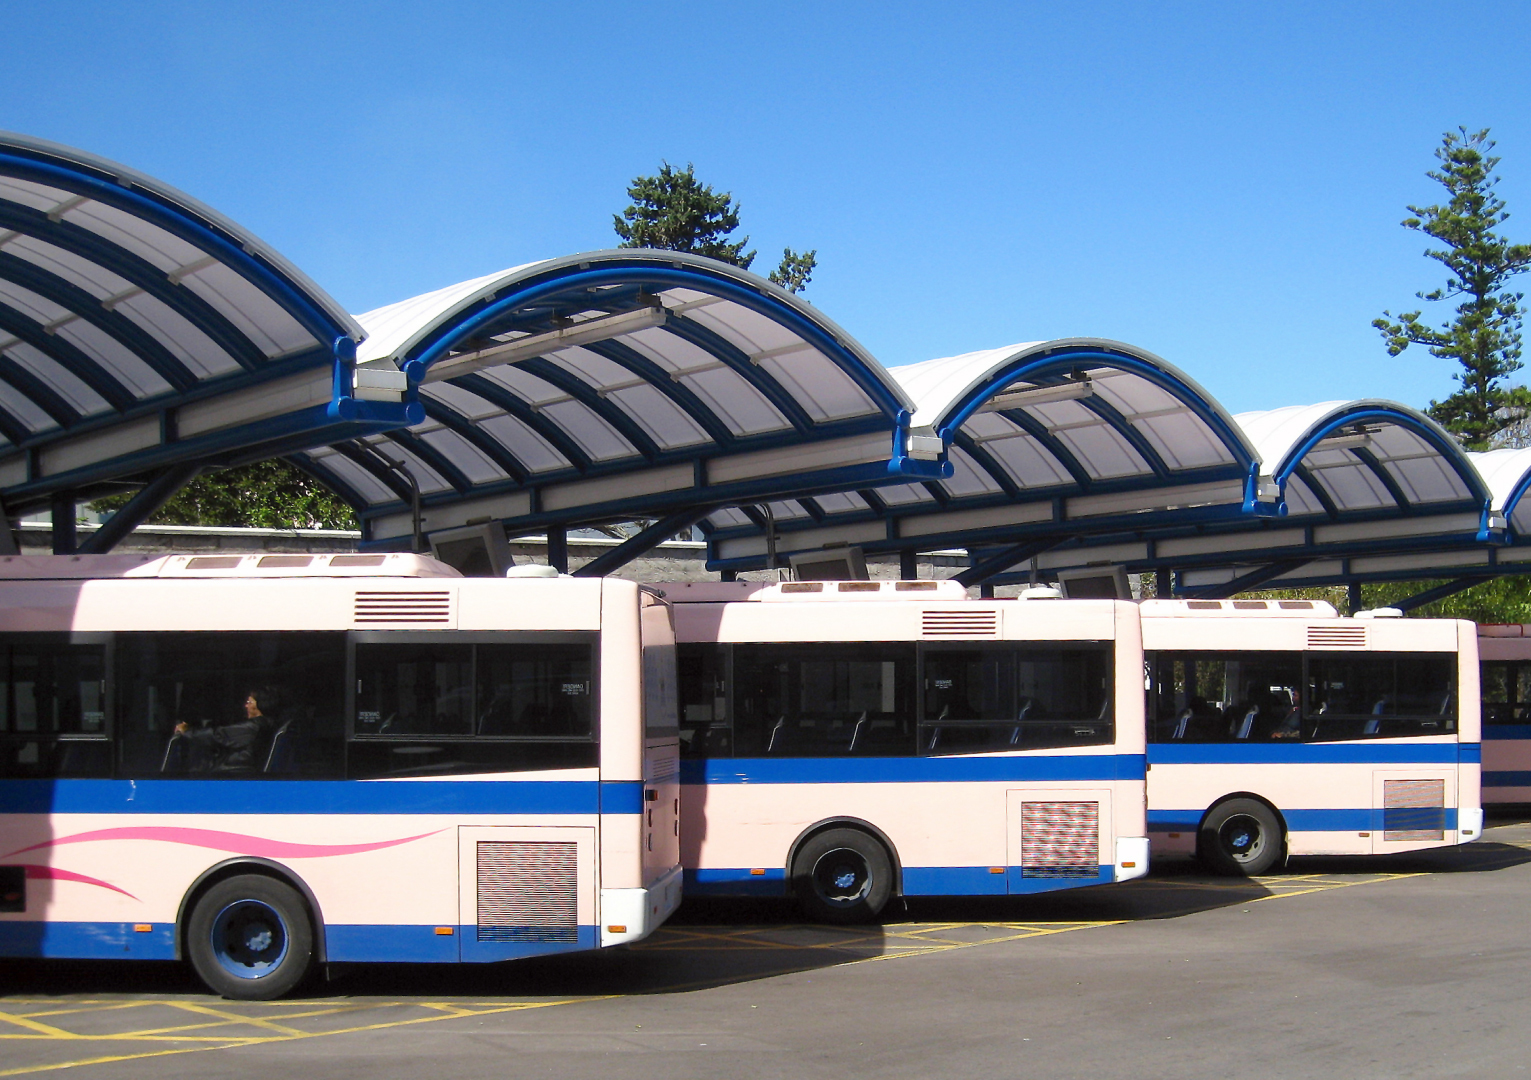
left=322, top=252, right=921, bottom=546
left=0, top=132, right=365, bottom=512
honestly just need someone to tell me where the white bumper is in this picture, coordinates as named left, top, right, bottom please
left=1458, top=807, right=1484, bottom=845
left=1114, top=836, right=1150, bottom=882
left=600, top=863, right=683, bottom=948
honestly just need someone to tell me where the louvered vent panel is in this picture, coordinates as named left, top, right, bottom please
left=476, top=841, right=578, bottom=942
left=1382, top=779, right=1446, bottom=842
left=649, top=755, right=678, bottom=784
left=354, top=590, right=452, bottom=625
left=1307, top=625, right=1367, bottom=649
left=1020, top=801, right=1100, bottom=878
left=922, top=609, right=999, bottom=638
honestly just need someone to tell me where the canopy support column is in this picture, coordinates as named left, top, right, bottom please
left=1156, top=567, right=1173, bottom=599
left=51, top=493, right=76, bottom=555
left=78, top=464, right=202, bottom=555
left=547, top=526, right=568, bottom=574
left=1392, top=577, right=1494, bottom=613
left=1347, top=581, right=1363, bottom=615
left=900, top=549, right=918, bottom=580
left=956, top=537, right=1064, bottom=589
left=573, top=508, right=715, bottom=578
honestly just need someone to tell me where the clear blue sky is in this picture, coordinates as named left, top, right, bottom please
left=5, top=1, right=1530, bottom=414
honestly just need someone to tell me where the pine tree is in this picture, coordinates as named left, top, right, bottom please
left=1375, top=128, right=1531, bottom=449
left=613, top=162, right=755, bottom=268
left=769, top=248, right=817, bottom=294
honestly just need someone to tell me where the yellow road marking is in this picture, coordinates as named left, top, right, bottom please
left=0, top=866, right=1431, bottom=1077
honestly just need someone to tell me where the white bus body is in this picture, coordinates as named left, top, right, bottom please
left=0, top=554, right=681, bottom=998
left=667, top=580, right=1149, bottom=922
left=1143, top=599, right=1481, bottom=872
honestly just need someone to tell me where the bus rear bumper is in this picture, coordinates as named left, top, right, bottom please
left=1114, top=836, right=1150, bottom=882
left=1458, top=807, right=1484, bottom=844
left=600, top=864, right=683, bottom=948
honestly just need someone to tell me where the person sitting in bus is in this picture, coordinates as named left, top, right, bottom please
left=174, top=687, right=279, bottom=773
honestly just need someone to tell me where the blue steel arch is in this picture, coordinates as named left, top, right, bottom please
left=1270, top=404, right=1493, bottom=536
left=936, top=345, right=1263, bottom=510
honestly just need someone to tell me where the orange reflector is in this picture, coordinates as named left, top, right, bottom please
left=989, top=867, right=1005, bottom=874
left=434, top=926, right=454, bottom=936
left=1167, top=832, right=1181, bottom=839
left=607, top=925, right=627, bottom=934
left=1121, top=862, right=1136, bottom=869
left=133, top=924, right=153, bottom=933
left=1359, top=832, right=1371, bottom=838
left=749, top=868, right=766, bottom=876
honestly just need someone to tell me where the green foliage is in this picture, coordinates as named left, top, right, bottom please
left=1375, top=128, right=1531, bottom=450
left=769, top=248, right=817, bottom=294
left=613, top=162, right=755, bottom=269
left=1241, top=577, right=1531, bottom=622
left=89, top=460, right=357, bottom=531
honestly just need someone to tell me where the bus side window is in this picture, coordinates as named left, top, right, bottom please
left=1482, top=662, right=1512, bottom=725
left=678, top=644, right=728, bottom=758
left=731, top=644, right=915, bottom=758
left=1306, top=653, right=1455, bottom=740
left=0, top=639, right=110, bottom=779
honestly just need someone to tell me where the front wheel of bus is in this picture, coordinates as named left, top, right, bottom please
left=791, top=828, right=894, bottom=924
left=1199, top=799, right=1283, bottom=877
left=187, top=875, right=314, bottom=1000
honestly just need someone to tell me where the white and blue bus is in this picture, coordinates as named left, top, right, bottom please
left=0, top=554, right=681, bottom=998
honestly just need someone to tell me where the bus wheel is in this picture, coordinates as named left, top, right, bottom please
left=186, top=875, right=314, bottom=1000
left=1199, top=799, right=1283, bottom=877
left=791, top=828, right=893, bottom=924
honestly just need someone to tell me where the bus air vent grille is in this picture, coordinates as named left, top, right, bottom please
left=1382, top=779, right=1446, bottom=842
left=1307, top=625, right=1367, bottom=649
left=649, top=755, right=678, bottom=784
left=476, top=841, right=578, bottom=943
left=1020, top=801, right=1100, bottom=878
left=922, top=609, right=999, bottom=638
left=354, top=590, right=452, bottom=625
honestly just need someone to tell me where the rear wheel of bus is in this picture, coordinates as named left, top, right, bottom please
left=186, top=874, right=315, bottom=1000
left=791, top=828, right=894, bottom=924
left=1198, top=798, right=1283, bottom=876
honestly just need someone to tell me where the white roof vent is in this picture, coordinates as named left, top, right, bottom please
left=1018, top=586, right=1063, bottom=600
left=1353, top=607, right=1404, bottom=619
left=505, top=564, right=561, bottom=579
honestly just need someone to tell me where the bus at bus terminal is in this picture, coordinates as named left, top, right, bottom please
left=1142, top=598, right=1481, bottom=874
left=1476, top=624, right=1531, bottom=803
left=669, top=579, right=1151, bottom=922
left=0, top=553, right=682, bottom=998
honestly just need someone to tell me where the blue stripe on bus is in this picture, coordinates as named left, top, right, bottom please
left=0, top=921, right=177, bottom=961
left=1147, top=744, right=1466, bottom=766
left=1484, top=725, right=1531, bottom=740
left=0, top=921, right=601, bottom=963
left=326, top=924, right=598, bottom=963
left=0, top=779, right=642, bottom=816
left=1148, top=808, right=1458, bottom=832
left=683, top=867, right=788, bottom=897
left=682, top=865, right=1113, bottom=898
left=678, top=754, right=1145, bottom=786
left=1484, top=771, right=1531, bottom=787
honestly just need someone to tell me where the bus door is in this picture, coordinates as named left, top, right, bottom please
left=456, top=826, right=597, bottom=960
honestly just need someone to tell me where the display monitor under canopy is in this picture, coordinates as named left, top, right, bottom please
left=429, top=523, right=513, bottom=577
left=789, top=546, right=870, bottom=581
left=1056, top=565, right=1132, bottom=599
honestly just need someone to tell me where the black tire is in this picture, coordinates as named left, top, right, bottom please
left=186, top=874, right=314, bottom=1000
left=1198, top=798, right=1284, bottom=876
left=790, top=828, right=894, bottom=924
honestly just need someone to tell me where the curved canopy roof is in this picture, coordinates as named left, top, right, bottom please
left=704, top=339, right=1267, bottom=570
left=0, top=132, right=397, bottom=515
left=294, top=252, right=938, bottom=545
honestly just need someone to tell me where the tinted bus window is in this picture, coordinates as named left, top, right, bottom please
left=1307, top=653, right=1455, bottom=740
left=923, top=645, right=1112, bottom=753
left=116, top=632, right=345, bottom=778
left=1482, top=661, right=1531, bottom=725
left=732, top=644, right=916, bottom=757
left=1148, top=652, right=1303, bottom=742
left=350, top=638, right=596, bottom=778
left=0, top=639, right=108, bottom=778
left=678, top=644, right=728, bottom=758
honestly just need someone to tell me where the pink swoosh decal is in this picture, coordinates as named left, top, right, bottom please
left=24, top=865, right=138, bottom=900
left=2, top=826, right=443, bottom=861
